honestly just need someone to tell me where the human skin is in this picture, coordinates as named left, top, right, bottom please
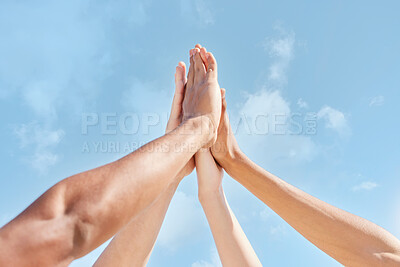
left=94, top=61, right=193, bottom=267
left=0, top=47, right=221, bottom=267
left=196, top=149, right=262, bottom=267
left=194, top=44, right=261, bottom=267
left=210, top=85, right=400, bottom=266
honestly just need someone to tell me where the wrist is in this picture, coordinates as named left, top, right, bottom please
left=198, top=186, right=224, bottom=205
left=216, top=145, right=243, bottom=168
left=182, top=115, right=216, bottom=149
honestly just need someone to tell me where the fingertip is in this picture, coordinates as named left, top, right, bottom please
left=175, top=66, right=183, bottom=81
left=178, top=61, right=186, bottom=74
left=200, top=47, right=208, bottom=64
left=207, top=52, right=215, bottom=62
left=221, top=88, right=226, bottom=98
left=206, top=52, right=217, bottom=73
left=193, top=48, right=201, bottom=62
left=195, top=44, right=202, bottom=49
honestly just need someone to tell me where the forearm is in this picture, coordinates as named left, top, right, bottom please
left=0, top=117, right=211, bottom=265
left=224, top=151, right=400, bottom=266
left=199, top=190, right=261, bottom=267
left=94, top=181, right=179, bottom=267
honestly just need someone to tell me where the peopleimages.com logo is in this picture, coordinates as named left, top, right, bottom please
left=80, top=112, right=318, bottom=153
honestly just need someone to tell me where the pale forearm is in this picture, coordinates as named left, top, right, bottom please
left=94, top=182, right=179, bottom=267
left=224, top=151, right=400, bottom=266
left=200, top=190, right=261, bottom=267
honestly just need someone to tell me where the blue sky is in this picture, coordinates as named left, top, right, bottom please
left=1, top=0, right=400, bottom=266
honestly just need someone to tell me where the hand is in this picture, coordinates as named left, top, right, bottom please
left=166, top=61, right=195, bottom=178
left=195, top=148, right=224, bottom=199
left=182, top=46, right=221, bottom=148
left=210, top=89, right=241, bottom=166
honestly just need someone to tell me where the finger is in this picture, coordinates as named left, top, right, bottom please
left=195, top=43, right=202, bottom=49
left=194, top=48, right=206, bottom=84
left=220, top=88, right=226, bottom=99
left=206, top=52, right=218, bottom=80
left=190, top=48, right=196, bottom=57
left=170, top=64, right=185, bottom=120
left=187, top=49, right=195, bottom=91
left=178, top=61, right=187, bottom=88
left=200, top=47, right=208, bottom=70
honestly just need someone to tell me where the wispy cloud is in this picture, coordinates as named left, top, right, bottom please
left=192, top=248, right=221, bottom=267
left=369, top=95, right=385, bottom=107
left=259, top=207, right=287, bottom=236
left=22, top=81, right=60, bottom=121
left=158, top=190, right=205, bottom=251
left=14, top=122, right=64, bottom=173
left=195, top=0, right=215, bottom=26
left=352, top=181, right=378, bottom=192
left=297, top=98, right=309, bottom=109
left=240, top=90, right=290, bottom=121
left=236, top=89, right=318, bottom=164
left=263, top=27, right=295, bottom=87
left=233, top=27, right=317, bottom=165
left=317, top=106, right=350, bottom=136
left=180, top=0, right=215, bottom=27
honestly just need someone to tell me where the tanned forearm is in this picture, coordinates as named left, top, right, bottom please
left=0, top=117, right=212, bottom=267
left=221, top=151, right=400, bottom=266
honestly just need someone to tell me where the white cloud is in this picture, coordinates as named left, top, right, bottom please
left=14, top=122, right=64, bottom=173
left=14, top=122, right=64, bottom=149
left=195, top=0, right=214, bottom=26
left=235, top=90, right=318, bottom=164
left=30, top=151, right=60, bottom=173
left=297, top=98, right=309, bottom=109
left=22, top=81, right=60, bottom=121
left=369, top=95, right=384, bottom=107
left=192, top=248, right=221, bottom=267
left=158, top=190, right=205, bottom=250
left=240, top=90, right=290, bottom=120
left=317, top=106, right=350, bottom=136
left=263, top=28, right=295, bottom=87
left=259, top=207, right=287, bottom=236
left=352, top=181, right=378, bottom=192
left=180, top=0, right=215, bottom=27
left=269, top=224, right=287, bottom=235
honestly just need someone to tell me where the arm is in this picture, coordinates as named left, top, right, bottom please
left=93, top=182, right=179, bottom=267
left=0, top=47, right=221, bottom=267
left=196, top=149, right=262, bottom=267
left=94, top=61, right=193, bottom=267
left=211, top=92, right=400, bottom=266
left=0, top=118, right=209, bottom=267
left=194, top=44, right=260, bottom=266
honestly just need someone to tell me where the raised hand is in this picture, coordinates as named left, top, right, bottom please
left=210, top=88, right=241, bottom=167
left=166, top=61, right=195, bottom=178
left=182, top=46, right=221, bottom=148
